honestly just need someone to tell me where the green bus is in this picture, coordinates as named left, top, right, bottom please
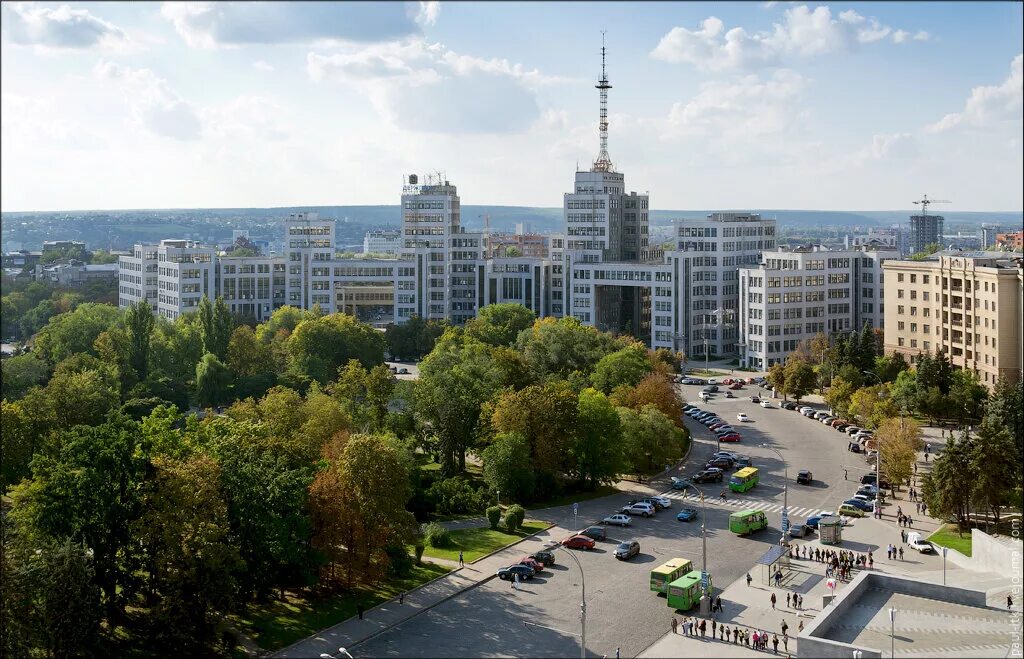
left=650, top=558, right=694, bottom=594
left=666, top=571, right=712, bottom=611
left=729, top=509, right=768, bottom=535
left=729, top=467, right=759, bottom=493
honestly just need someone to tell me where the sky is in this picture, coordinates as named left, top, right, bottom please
left=1, top=1, right=1022, bottom=213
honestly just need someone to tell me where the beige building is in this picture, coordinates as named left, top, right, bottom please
left=882, top=252, right=1023, bottom=388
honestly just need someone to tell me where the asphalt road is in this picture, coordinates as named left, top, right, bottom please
left=352, top=383, right=863, bottom=658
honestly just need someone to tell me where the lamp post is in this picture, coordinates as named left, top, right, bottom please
left=760, top=443, right=789, bottom=544
left=685, top=481, right=712, bottom=616
left=554, top=546, right=587, bottom=659
left=888, top=607, right=897, bottom=658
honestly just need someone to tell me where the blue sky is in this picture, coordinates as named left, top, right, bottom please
left=1, top=1, right=1021, bottom=212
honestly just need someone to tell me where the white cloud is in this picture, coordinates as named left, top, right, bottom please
left=253, top=59, right=274, bottom=72
left=1, top=3, right=128, bottom=50
left=651, top=5, right=929, bottom=72
left=927, top=54, right=1023, bottom=133
left=913, top=31, right=930, bottom=41
left=161, top=1, right=426, bottom=48
left=93, top=61, right=202, bottom=140
left=867, top=132, right=919, bottom=160
left=307, top=39, right=570, bottom=134
left=416, top=1, right=441, bottom=27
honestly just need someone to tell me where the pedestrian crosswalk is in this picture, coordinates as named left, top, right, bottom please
left=658, top=488, right=821, bottom=520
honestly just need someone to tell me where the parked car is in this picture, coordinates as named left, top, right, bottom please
left=759, top=400, right=772, bottom=408
left=830, top=418, right=848, bottom=428
left=729, top=383, right=744, bottom=390
left=398, top=368, right=410, bottom=375
left=750, top=396, right=762, bottom=404
left=614, top=540, right=641, bottom=560
left=848, top=442, right=862, bottom=453
left=692, top=469, right=724, bottom=484
left=620, top=502, right=656, bottom=518
left=713, top=426, right=737, bottom=435
left=835, top=424, right=849, bottom=432
left=838, top=504, right=866, bottom=517
left=602, top=513, right=632, bottom=526
left=814, top=411, right=831, bottom=421
left=745, top=377, right=757, bottom=384
left=907, top=532, right=933, bottom=553
left=529, top=549, right=556, bottom=566
left=706, top=379, right=718, bottom=385
left=562, top=534, right=597, bottom=550
left=801, top=408, right=817, bottom=418
left=725, top=391, right=735, bottom=398
left=713, top=450, right=740, bottom=460
left=670, top=477, right=691, bottom=490
left=708, top=422, right=730, bottom=431
left=734, top=456, right=754, bottom=468
left=497, top=564, right=535, bottom=580
left=856, top=484, right=880, bottom=497
left=629, top=497, right=671, bottom=510
left=719, top=433, right=742, bottom=443
left=519, top=556, right=544, bottom=572
left=702, top=385, right=720, bottom=393
left=843, top=498, right=874, bottom=512
left=846, top=426, right=863, bottom=436
left=820, top=416, right=836, bottom=425
left=789, top=524, right=810, bottom=538
left=706, top=457, right=734, bottom=470
left=781, top=402, right=798, bottom=410
left=736, top=413, right=750, bottom=422
left=676, top=508, right=699, bottom=522
left=578, top=526, right=607, bottom=541
left=796, top=470, right=813, bottom=485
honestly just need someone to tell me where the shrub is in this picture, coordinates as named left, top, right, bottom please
left=423, top=521, right=452, bottom=548
left=385, top=544, right=414, bottom=578
left=485, top=505, right=502, bottom=530
left=426, top=476, right=486, bottom=516
left=414, top=543, right=425, bottom=565
left=504, top=504, right=526, bottom=533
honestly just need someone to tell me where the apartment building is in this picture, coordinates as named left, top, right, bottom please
left=909, top=214, right=944, bottom=254
left=363, top=230, right=401, bottom=256
left=882, top=252, right=1023, bottom=388
left=738, top=245, right=896, bottom=369
left=996, top=231, right=1023, bottom=251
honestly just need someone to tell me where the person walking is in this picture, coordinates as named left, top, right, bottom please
left=458, top=550, right=464, bottom=568
left=907, top=515, right=913, bottom=528
left=783, top=632, right=789, bottom=653
left=770, top=592, right=777, bottom=609
left=700, top=619, right=706, bottom=637
left=786, top=593, right=791, bottom=608
left=357, top=603, right=364, bottom=620
left=512, top=573, right=519, bottom=590
left=772, top=634, right=779, bottom=654
left=671, top=616, right=678, bottom=635
left=716, top=596, right=723, bottom=613
left=616, top=648, right=621, bottom=659
left=844, top=468, right=848, bottom=480
left=399, top=591, right=405, bottom=605
left=798, top=620, right=804, bottom=634
left=781, top=619, right=788, bottom=636
left=746, top=572, right=752, bottom=587
left=899, top=546, right=904, bottom=560
left=712, top=619, right=717, bottom=638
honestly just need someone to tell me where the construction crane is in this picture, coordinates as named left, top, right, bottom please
left=912, top=194, right=951, bottom=216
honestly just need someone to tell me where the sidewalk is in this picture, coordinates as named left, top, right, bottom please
left=274, top=524, right=570, bottom=658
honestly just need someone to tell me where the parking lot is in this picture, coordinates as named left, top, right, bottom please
left=352, top=379, right=870, bottom=657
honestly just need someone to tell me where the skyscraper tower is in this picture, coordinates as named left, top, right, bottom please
left=593, top=32, right=613, bottom=173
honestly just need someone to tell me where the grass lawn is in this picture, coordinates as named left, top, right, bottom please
left=686, top=369, right=731, bottom=377
left=419, top=520, right=551, bottom=563
left=927, top=524, right=973, bottom=556
left=529, top=484, right=621, bottom=510
left=230, top=561, right=451, bottom=651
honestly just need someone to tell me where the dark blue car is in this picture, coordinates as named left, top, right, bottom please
left=676, top=508, right=699, bottom=522
left=805, top=515, right=823, bottom=529
left=843, top=498, right=874, bottom=512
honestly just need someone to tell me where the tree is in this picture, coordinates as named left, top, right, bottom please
left=873, top=353, right=908, bottom=383
left=225, top=325, right=272, bottom=378
left=149, top=316, right=205, bottom=384
left=834, top=363, right=864, bottom=390
left=124, top=299, right=155, bottom=381
left=889, top=369, right=920, bottom=416
left=571, top=388, right=623, bottom=489
left=921, top=430, right=976, bottom=530
left=875, top=417, right=923, bottom=488
left=0, top=352, right=49, bottom=401
left=618, top=405, right=687, bottom=474
left=287, top=312, right=385, bottom=384
left=783, top=358, right=815, bottom=402
left=516, top=317, right=622, bottom=379
left=767, top=363, right=786, bottom=399
left=464, top=303, right=536, bottom=347
left=970, top=416, right=1019, bottom=531
left=45, top=364, right=120, bottom=430
left=910, top=242, right=942, bottom=260
left=1, top=400, right=35, bottom=490
left=255, top=305, right=308, bottom=343
left=985, top=377, right=1023, bottom=460
left=848, top=384, right=898, bottom=430
left=195, top=353, right=232, bottom=408
left=383, top=315, right=447, bottom=361
left=947, top=369, right=988, bottom=422
left=33, top=303, right=120, bottom=366
left=610, top=373, right=685, bottom=428
left=504, top=504, right=526, bottom=533
left=590, top=343, right=652, bottom=394
left=9, top=413, right=148, bottom=620
left=919, top=386, right=949, bottom=425
left=823, top=377, right=857, bottom=419
left=481, top=432, right=536, bottom=503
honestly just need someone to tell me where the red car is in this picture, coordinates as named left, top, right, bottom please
left=722, top=378, right=734, bottom=385
left=729, top=383, right=744, bottom=390
left=709, top=422, right=729, bottom=431
left=562, top=534, right=596, bottom=550
left=519, top=556, right=544, bottom=572
left=719, top=433, right=742, bottom=442
left=746, top=377, right=757, bottom=384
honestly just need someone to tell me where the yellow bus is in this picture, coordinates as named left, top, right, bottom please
left=729, top=467, right=759, bottom=493
left=650, top=558, right=694, bottom=594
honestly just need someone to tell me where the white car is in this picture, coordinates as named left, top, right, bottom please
left=602, top=514, right=632, bottom=527
left=706, top=379, right=718, bottom=385
left=907, top=532, right=933, bottom=553
left=736, top=413, right=750, bottom=422
left=759, top=400, right=772, bottom=408
left=649, top=496, right=673, bottom=509
left=620, top=502, right=656, bottom=518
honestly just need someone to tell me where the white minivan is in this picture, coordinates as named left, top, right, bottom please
left=907, top=532, right=933, bottom=553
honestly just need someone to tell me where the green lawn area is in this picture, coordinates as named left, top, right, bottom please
left=230, top=561, right=451, bottom=651
left=419, top=520, right=551, bottom=563
left=686, top=369, right=731, bottom=377
left=529, top=484, right=620, bottom=510
left=927, top=524, right=973, bottom=556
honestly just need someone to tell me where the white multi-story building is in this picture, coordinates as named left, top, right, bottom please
left=284, top=212, right=335, bottom=311
left=363, top=229, right=401, bottom=256
left=738, top=245, right=897, bottom=369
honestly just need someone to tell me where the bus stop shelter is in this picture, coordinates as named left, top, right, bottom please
left=756, top=545, right=789, bottom=585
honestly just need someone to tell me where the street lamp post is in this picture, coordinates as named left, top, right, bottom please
left=556, top=546, right=587, bottom=659
left=687, top=482, right=712, bottom=616
left=760, top=443, right=788, bottom=544
left=888, top=607, right=897, bottom=658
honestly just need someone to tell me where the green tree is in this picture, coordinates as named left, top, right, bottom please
left=255, top=305, right=308, bottom=343
left=618, top=404, right=687, bottom=474
left=464, top=303, right=536, bottom=347
left=45, top=363, right=120, bottom=430
left=783, top=358, right=815, bottom=402
left=970, top=416, right=1019, bottom=531
left=195, top=352, right=232, bottom=407
left=910, top=242, right=942, bottom=260
left=33, top=303, right=120, bottom=365
left=0, top=352, right=49, bottom=400
left=384, top=315, right=447, bottom=361
left=226, top=325, right=273, bottom=378
left=873, top=353, right=908, bottom=383
left=149, top=315, right=205, bottom=384
left=948, top=369, right=988, bottom=422
left=516, top=316, right=622, bottom=379
left=823, top=377, right=857, bottom=419
left=610, top=373, right=685, bottom=428
left=287, top=312, right=385, bottom=383
left=984, top=378, right=1023, bottom=460
left=9, top=413, right=147, bottom=620
left=124, top=299, right=155, bottom=381
left=504, top=504, right=526, bottom=533
left=481, top=432, right=536, bottom=503
left=848, top=384, right=898, bottom=430
left=767, top=362, right=787, bottom=399
left=889, top=369, right=920, bottom=415
left=571, top=388, right=623, bottom=488
left=919, top=386, right=949, bottom=425
left=876, top=417, right=923, bottom=488
left=590, top=343, right=653, bottom=394
left=921, top=430, right=976, bottom=530
left=1, top=400, right=35, bottom=489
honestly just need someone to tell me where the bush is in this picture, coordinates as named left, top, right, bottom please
left=423, top=521, right=452, bottom=548
left=426, top=476, right=487, bottom=516
left=504, top=504, right=526, bottom=533
left=485, top=505, right=502, bottom=530
left=414, top=543, right=425, bottom=565
left=385, top=544, right=414, bottom=578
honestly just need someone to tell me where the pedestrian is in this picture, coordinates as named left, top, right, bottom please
left=745, top=629, right=750, bottom=647
left=922, top=503, right=927, bottom=515
left=716, top=596, right=723, bottom=612
left=907, top=516, right=913, bottom=527
left=844, top=468, right=848, bottom=480
left=700, top=619, right=706, bottom=637
left=671, top=616, right=678, bottom=635
left=721, top=625, right=726, bottom=641
left=868, top=555, right=874, bottom=569
left=357, top=603, right=364, bottom=620
left=513, top=573, right=519, bottom=590
left=459, top=550, right=464, bottom=568
left=786, top=593, right=791, bottom=608
left=747, top=572, right=752, bottom=587
left=616, top=648, right=621, bottom=659
left=901, top=529, right=907, bottom=543
left=725, top=626, right=730, bottom=642
left=798, top=620, right=804, bottom=634
left=783, top=632, right=789, bottom=653
left=772, top=634, right=779, bottom=654
left=771, top=592, right=777, bottom=609
left=712, top=619, right=717, bottom=638
left=1008, top=595, right=1014, bottom=610
left=899, top=547, right=904, bottom=560
left=399, top=591, right=405, bottom=605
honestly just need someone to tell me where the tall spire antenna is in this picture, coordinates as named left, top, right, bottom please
left=592, top=31, right=614, bottom=173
